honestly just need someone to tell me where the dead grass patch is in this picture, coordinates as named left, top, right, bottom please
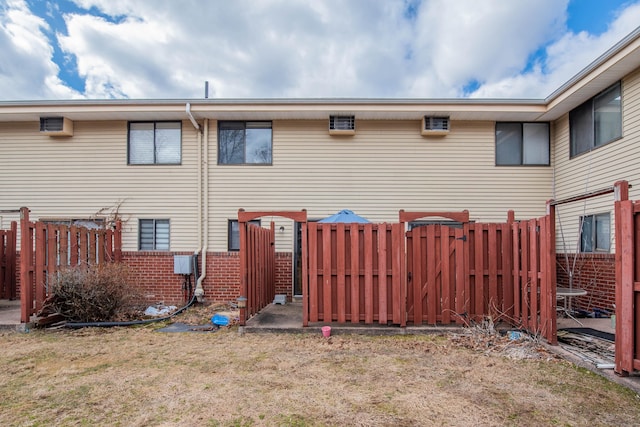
left=1, top=306, right=639, bottom=426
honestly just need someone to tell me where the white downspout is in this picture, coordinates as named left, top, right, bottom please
left=186, top=103, right=207, bottom=301
left=194, top=118, right=209, bottom=301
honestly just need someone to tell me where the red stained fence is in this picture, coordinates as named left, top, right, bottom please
left=511, top=214, right=556, bottom=344
left=238, top=210, right=307, bottom=326
left=306, top=222, right=405, bottom=326
left=240, top=222, right=275, bottom=322
left=20, top=207, right=122, bottom=323
left=615, top=191, right=640, bottom=375
left=304, top=210, right=556, bottom=343
left=0, top=221, right=17, bottom=299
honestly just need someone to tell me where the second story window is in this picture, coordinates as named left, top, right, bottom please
left=218, top=121, right=272, bottom=165
left=495, top=122, right=550, bottom=166
left=570, top=81, right=622, bottom=157
left=128, top=121, right=181, bottom=165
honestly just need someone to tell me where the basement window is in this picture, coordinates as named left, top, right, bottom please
left=139, top=219, right=170, bottom=250
left=580, top=213, right=610, bottom=252
left=228, top=219, right=261, bottom=251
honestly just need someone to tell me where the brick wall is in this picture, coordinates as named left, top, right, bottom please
left=122, top=251, right=193, bottom=305
left=556, top=253, right=616, bottom=314
left=205, top=252, right=241, bottom=303
left=121, top=251, right=293, bottom=306
left=275, top=252, right=293, bottom=298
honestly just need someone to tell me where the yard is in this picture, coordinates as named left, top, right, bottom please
left=1, top=311, right=639, bottom=426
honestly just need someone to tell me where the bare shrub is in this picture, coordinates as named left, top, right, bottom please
left=49, top=263, right=138, bottom=322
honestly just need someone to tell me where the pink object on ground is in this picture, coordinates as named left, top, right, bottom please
left=321, top=326, right=331, bottom=337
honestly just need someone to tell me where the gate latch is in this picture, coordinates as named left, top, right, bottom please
left=457, top=235, right=467, bottom=241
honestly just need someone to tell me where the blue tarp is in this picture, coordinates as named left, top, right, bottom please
left=318, top=209, right=370, bottom=223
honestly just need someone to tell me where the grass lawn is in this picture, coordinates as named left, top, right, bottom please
left=1, top=319, right=639, bottom=426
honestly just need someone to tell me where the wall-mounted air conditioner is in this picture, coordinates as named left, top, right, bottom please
left=40, top=117, right=74, bottom=136
left=329, top=115, right=356, bottom=135
left=421, top=116, right=449, bottom=136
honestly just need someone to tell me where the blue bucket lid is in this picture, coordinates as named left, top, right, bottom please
left=211, top=314, right=230, bottom=326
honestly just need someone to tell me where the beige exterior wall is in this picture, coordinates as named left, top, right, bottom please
left=208, top=119, right=554, bottom=252
left=0, top=120, right=200, bottom=251
left=0, top=114, right=559, bottom=255
left=552, top=67, right=640, bottom=252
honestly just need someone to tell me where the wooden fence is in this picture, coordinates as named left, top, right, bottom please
left=0, top=221, right=17, bottom=299
left=511, top=214, right=556, bottom=344
left=239, top=222, right=275, bottom=322
left=306, top=222, right=405, bottom=325
left=304, top=210, right=556, bottom=343
left=237, top=210, right=308, bottom=326
left=615, top=193, right=640, bottom=375
left=20, top=207, right=122, bottom=323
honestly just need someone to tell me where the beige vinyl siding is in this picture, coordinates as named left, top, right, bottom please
left=0, top=120, right=199, bottom=251
left=553, top=67, right=640, bottom=252
left=209, top=119, right=554, bottom=252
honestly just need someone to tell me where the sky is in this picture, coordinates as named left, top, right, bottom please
left=1, top=0, right=639, bottom=101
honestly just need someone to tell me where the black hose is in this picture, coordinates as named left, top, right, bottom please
left=65, top=253, right=201, bottom=329
left=64, top=293, right=197, bottom=329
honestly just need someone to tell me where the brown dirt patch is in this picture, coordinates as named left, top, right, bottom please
left=1, top=307, right=639, bottom=426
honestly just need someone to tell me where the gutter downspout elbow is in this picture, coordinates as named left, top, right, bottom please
left=186, top=103, right=200, bottom=131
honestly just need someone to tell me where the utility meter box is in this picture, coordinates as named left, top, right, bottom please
left=174, top=255, right=193, bottom=275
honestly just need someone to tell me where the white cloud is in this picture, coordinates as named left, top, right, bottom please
left=1, top=0, right=639, bottom=100
left=470, top=1, right=640, bottom=98
left=0, top=0, right=80, bottom=99
left=409, top=0, right=568, bottom=97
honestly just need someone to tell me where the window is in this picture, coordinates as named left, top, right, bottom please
left=128, top=121, right=181, bottom=165
left=228, top=219, right=261, bottom=251
left=218, top=121, right=272, bottom=165
left=580, top=213, right=610, bottom=252
left=139, top=219, right=170, bottom=250
left=570, top=81, right=622, bottom=157
left=496, top=122, right=550, bottom=165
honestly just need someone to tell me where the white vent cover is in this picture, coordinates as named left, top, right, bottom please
left=422, top=116, right=449, bottom=136
left=329, top=115, right=355, bottom=135
left=40, top=117, right=73, bottom=136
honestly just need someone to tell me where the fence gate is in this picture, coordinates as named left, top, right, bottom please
left=406, top=223, right=467, bottom=325
left=402, top=211, right=470, bottom=326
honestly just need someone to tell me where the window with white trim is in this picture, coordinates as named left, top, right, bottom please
left=580, top=213, right=610, bottom=252
left=128, top=121, right=182, bottom=165
left=139, top=219, right=170, bottom=250
left=495, top=122, right=550, bottom=166
left=570, top=81, right=622, bottom=157
left=228, top=219, right=261, bottom=251
left=218, top=121, right=272, bottom=165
